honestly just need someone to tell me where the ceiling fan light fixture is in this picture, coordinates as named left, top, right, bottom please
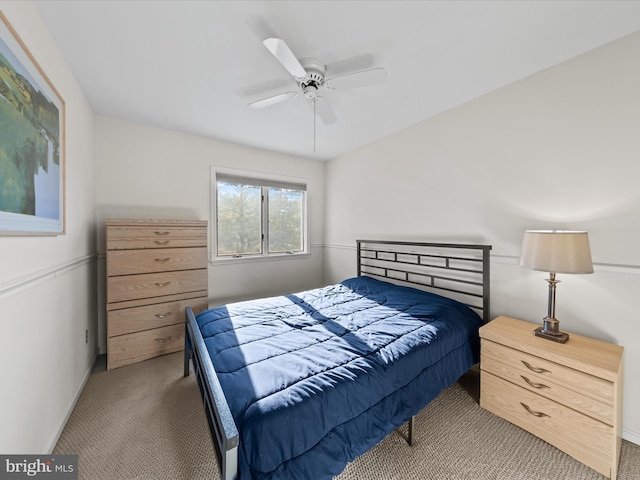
left=303, top=84, right=318, bottom=100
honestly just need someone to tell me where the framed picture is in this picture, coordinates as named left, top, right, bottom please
left=0, top=12, right=65, bottom=235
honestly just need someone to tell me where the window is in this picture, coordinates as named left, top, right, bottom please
left=213, top=170, right=307, bottom=259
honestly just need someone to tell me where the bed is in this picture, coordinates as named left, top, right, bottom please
left=184, top=240, right=491, bottom=480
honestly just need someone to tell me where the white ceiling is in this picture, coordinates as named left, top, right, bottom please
left=33, top=1, right=640, bottom=161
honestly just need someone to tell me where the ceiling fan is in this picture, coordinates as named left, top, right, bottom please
left=248, top=38, right=387, bottom=127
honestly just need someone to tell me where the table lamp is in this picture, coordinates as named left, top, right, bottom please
left=520, top=230, right=594, bottom=343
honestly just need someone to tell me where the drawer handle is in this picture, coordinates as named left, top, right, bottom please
left=520, top=375, right=550, bottom=390
left=154, top=257, right=171, bottom=262
left=521, top=360, right=551, bottom=374
left=154, top=231, right=170, bottom=236
left=154, top=240, right=170, bottom=246
left=155, top=312, right=173, bottom=319
left=155, top=335, right=172, bottom=343
left=520, top=402, right=550, bottom=418
left=154, top=282, right=171, bottom=287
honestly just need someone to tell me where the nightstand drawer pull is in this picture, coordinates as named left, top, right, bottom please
left=520, top=402, right=550, bottom=418
left=154, top=240, right=170, bottom=246
left=521, top=360, right=551, bottom=374
left=520, top=375, right=550, bottom=390
left=154, top=257, right=171, bottom=262
left=155, top=335, right=172, bottom=343
left=154, top=282, right=171, bottom=287
left=154, top=231, right=170, bottom=236
left=155, top=312, right=172, bottom=319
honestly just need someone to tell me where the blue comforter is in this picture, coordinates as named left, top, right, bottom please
left=196, top=276, right=484, bottom=480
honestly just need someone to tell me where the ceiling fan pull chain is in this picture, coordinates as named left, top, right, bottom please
left=313, top=100, right=316, bottom=152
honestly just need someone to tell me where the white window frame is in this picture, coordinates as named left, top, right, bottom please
left=210, top=167, right=309, bottom=263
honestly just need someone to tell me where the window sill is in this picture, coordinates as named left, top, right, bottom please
left=210, top=252, right=311, bottom=266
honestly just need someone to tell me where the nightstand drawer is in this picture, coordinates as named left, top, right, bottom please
left=482, top=340, right=613, bottom=424
left=481, top=371, right=613, bottom=478
left=107, top=247, right=208, bottom=276
left=107, top=323, right=185, bottom=370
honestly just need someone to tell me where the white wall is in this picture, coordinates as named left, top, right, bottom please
left=0, top=2, right=97, bottom=453
left=95, top=116, right=325, bottom=351
left=324, top=31, right=640, bottom=444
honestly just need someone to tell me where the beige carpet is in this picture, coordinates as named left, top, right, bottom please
left=54, top=352, right=640, bottom=479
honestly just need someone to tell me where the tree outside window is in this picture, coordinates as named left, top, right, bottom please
left=217, top=182, right=261, bottom=255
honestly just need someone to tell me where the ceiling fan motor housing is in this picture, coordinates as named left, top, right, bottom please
left=299, top=57, right=326, bottom=86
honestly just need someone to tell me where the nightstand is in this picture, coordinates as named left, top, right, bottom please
left=479, top=316, right=623, bottom=479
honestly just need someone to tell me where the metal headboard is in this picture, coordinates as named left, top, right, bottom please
left=357, top=240, right=492, bottom=323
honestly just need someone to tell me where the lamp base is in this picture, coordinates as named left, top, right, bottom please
left=534, top=326, right=569, bottom=343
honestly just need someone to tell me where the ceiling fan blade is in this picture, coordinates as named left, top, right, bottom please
left=327, top=67, right=387, bottom=90
left=325, top=54, right=375, bottom=77
left=313, top=97, right=337, bottom=125
left=248, top=91, right=298, bottom=109
left=263, top=38, right=307, bottom=79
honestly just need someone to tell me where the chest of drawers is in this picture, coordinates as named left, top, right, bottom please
left=106, top=219, right=209, bottom=370
left=480, top=316, right=623, bottom=479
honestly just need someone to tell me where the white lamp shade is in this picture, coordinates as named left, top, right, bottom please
left=520, top=230, right=594, bottom=274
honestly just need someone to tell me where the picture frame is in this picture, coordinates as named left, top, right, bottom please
left=0, top=11, right=65, bottom=235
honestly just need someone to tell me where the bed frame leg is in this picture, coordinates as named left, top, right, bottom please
left=184, top=323, right=191, bottom=377
left=408, top=416, right=415, bottom=446
left=183, top=348, right=190, bottom=377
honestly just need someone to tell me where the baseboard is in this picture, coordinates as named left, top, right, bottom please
left=623, top=428, right=640, bottom=446
left=46, top=351, right=98, bottom=453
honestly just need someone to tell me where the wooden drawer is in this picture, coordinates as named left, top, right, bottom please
left=107, top=269, right=208, bottom=303
left=107, top=323, right=185, bottom=370
left=107, top=247, right=208, bottom=276
left=108, top=296, right=208, bottom=337
left=481, top=371, right=614, bottom=478
left=482, top=340, right=613, bottom=424
left=107, top=225, right=207, bottom=250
